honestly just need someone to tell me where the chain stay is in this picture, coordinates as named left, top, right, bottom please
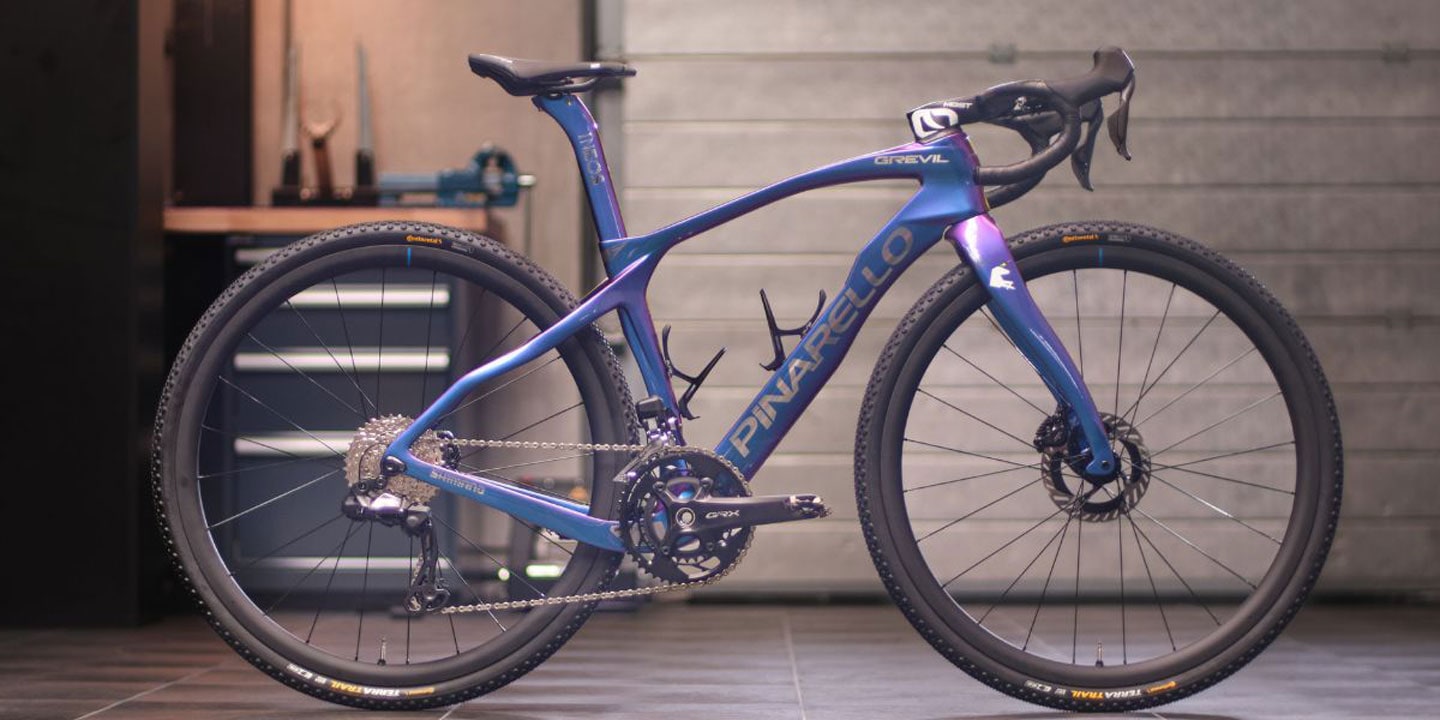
left=436, top=437, right=747, bottom=614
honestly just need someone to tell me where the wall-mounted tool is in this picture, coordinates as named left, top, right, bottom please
left=272, top=42, right=379, bottom=206
left=278, top=45, right=301, bottom=188
left=758, top=289, right=827, bottom=371
left=355, top=44, right=376, bottom=188
left=378, top=143, right=533, bottom=208
left=303, top=109, right=339, bottom=200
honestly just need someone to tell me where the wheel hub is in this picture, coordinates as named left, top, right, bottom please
left=343, top=415, right=456, bottom=505
left=1036, top=412, right=1150, bottom=522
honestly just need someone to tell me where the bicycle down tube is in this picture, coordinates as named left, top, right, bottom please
left=384, top=93, right=1116, bottom=550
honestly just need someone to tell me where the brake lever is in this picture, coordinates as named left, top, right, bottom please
left=1106, top=76, right=1136, bottom=160
left=1070, top=100, right=1104, bottom=191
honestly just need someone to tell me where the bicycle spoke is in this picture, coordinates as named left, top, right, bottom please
left=436, top=547, right=507, bottom=633
left=305, top=518, right=359, bottom=643
left=375, top=267, right=387, bottom=411
left=201, top=423, right=346, bottom=465
left=1120, top=309, right=1221, bottom=421
left=1154, top=474, right=1283, bottom=545
left=450, top=287, right=491, bottom=363
left=516, top=518, right=576, bottom=557
left=206, top=467, right=340, bottom=530
left=917, top=388, right=1034, bottom=448
left=355, top=522, right=374, bottom=661
left=291, top=293, right=376, bottom=418
left=941, top=344, right=1049, bottom=416
left=1127, top=512, right=1177, bottom=650
left=1113, top=270, right=1127, bottom=416
left=448, top=613, right=462, bottom=656
left=406, top=535, right=414, bottom=664
left=918, top=477, right=1041, bottom=543
left=1150, top=391, right=1282, bottom=459
left=438, top=353, right=564, bottom=425
left=1149, top=457, right=1295, bottom=495
left=1132, top=506, right=1256, bottom=591
left=246, top=333, right=364, bottom=418
left=1125, top=283, right=1176, bottom=426
left=500, top=401, right=584, bottom=441
left=904, top=437, right=1038, bottom=469
left=431, top=514, right=550, bottom=601
left=264, top=519, right=359, bottom=615
left=942, top=491, right=1094, bottom=588
left=1128, top=515, right=1223, bottom=625
left=974, top=512, right=1074, bottom=626
left=1118, top=502, right=1127, bottom=664
left=216, top=377, right=347, bottom=460
left=904, top=460, right=1044, bottom=493
left=1135, top=346, right=1257, bottom=428
left=1072, top=511, right=1083, bottom=664
left=1024, top=513, right=1076, bottom=651
left=230, top=513, right=346, bottom=575
left=197, top=453, right=335, bottom=480
left=419, top=270, right=439, bottom=411
left=1153, top=440, right=1296, bottom=471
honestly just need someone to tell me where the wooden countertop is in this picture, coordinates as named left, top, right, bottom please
left=164, top=206, right=489, bottom=234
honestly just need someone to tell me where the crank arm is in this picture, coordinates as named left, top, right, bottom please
left=673, top=493, right=831, bottom=535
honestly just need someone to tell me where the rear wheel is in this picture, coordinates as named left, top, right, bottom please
left=154, top=223, right=635, bottom=709
left=857, top=222, right=1341, bottom=711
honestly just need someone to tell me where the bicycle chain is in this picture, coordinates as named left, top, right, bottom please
left=436, top=437, right=749, bottom=615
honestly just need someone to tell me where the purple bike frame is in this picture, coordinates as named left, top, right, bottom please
left=384, top=93, right=1115, bottom=552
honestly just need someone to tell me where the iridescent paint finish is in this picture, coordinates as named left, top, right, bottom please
left=384, top=95, right=1113, bottom=548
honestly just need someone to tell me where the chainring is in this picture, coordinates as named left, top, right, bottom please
left=619, top=447, right=753, bottom=583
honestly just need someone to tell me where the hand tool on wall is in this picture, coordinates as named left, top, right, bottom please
left=355, top=43, right=376, bottom=188
left=278, top=45, right=301, bottom=188
left=304, top=107, right=340, bottom=201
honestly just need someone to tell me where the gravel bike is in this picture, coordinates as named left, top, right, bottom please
left=153, top=47, right=1342, bottom=711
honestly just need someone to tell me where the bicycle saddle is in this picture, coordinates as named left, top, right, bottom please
left=467, top=53, right=635, bottom=96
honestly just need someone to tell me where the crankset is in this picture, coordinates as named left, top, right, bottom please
left=621, top=447, right=830, bottom=583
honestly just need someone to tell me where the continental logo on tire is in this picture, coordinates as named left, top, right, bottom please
left=1024, top=678, right=1169, bottom=701
left=1062, top=233, right=1102, bottom=244
left=405, top=234, right=445, bottom=246
left=1146, top=680, right=1178, bottom=695
left=285, top=662, right=433, bottom=698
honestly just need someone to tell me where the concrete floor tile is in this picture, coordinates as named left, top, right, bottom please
left=4, top=604, right=1439, bottom=718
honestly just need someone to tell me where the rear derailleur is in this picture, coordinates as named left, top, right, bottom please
left=342, top=490, right=451, bottom=613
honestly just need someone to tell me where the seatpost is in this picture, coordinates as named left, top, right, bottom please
left=533, top=94, right=627, bottom=243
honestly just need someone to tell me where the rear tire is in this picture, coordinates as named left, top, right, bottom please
left=856, top=221, right=1341, bottom=711
left=154, top=223, right=636, bottom=709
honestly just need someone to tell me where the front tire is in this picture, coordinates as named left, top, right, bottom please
left=856, top=221, right=1341, bottom=711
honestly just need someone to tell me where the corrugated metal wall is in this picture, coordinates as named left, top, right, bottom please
left=616, top=0, right=1440, bottom=594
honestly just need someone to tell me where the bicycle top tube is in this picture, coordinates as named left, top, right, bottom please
left=532, top=92, right=986, bottom=271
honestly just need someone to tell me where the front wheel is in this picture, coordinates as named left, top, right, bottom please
left=856, top=221, right=1341, bottom=711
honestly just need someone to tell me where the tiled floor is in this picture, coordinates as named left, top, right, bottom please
left=2, top=602, right=1437, bottom=720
